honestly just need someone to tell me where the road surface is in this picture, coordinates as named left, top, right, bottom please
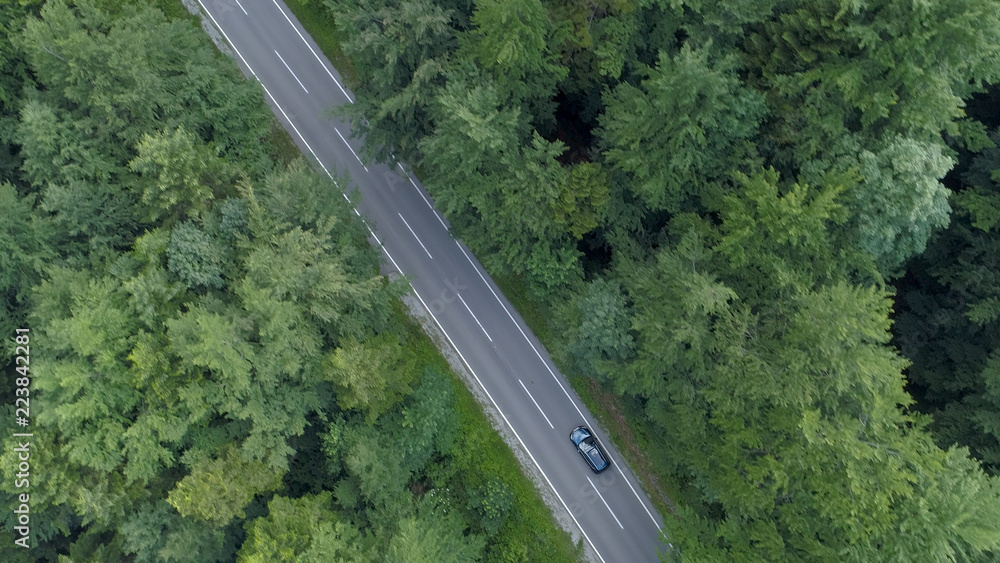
left=194, top=1, right=666, bottom=561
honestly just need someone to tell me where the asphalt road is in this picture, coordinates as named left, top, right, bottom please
left=195, top=1, right=666, bottom=560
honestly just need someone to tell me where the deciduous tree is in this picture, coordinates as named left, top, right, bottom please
left=167, top=445, right=284, bottom=527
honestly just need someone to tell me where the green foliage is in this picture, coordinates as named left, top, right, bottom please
left=321, top=365, right=459, bottom=528
left=467, top=478, right=515, bottom=536
left=955, top=135, right=1000, bottom=233
left=599, top=44, right=765, bottom=212
left=238, top=493, right=374, bottom=562
left=596, top=159, right=997, bottom=559
left=166, top=221, right=226, bottom=290
left=119, top=501, right=230, bottom=563
left=449, top=365, right=580, bottom=562
left=0, top=1, right=42, bottom=181
left=257, top=159, right=381, bottom=280
left=0, top=183, right=51, bottom=362
left=875, top=445, right=1000, bottom=561
left=12, top=0, right=1000, bottom=559
left=461, top=0, right=567, bottom=118
left=11, top=0, right=275, bottom=256
left=554, top=162, right=610, bottom=239
left=31, top=267, right=146, bottom=476
left=624, top=224, right=1000, bottom=559
left=588, top=8, right=643, bottom=80
left=387, top=496, right=486, bottom=563
left=668, top=0, right=780, bottom=35
left=302, top=0, right=1000, bottom=558
left=957, top=187, right=1000, bottom=234
left=240, top=187, right=398, bottom=343
left=894, top=130, right=1000, bottom=474
left=420, top=68, right=582, bottom=293
left=566, top=278, right=635, bottom=379
left=850, top=136, right=954, bottom=272
left=130, top=126, right=235, bottom=224
left=714, top=167, right=857, bottom=295
left=19, top=0, right=273, bottom=173
left=620, top=230, right=738, bottom=401
left=340, top=424, right=412, bottom=521
left=744, top=0, right=1000, bottom=166
left=259, top=158, right=349, bottom=232
left=400, top=367, right=459, bottom=473
left=325, top=0, right=457, bottom=161
left=324, top=334, right=419, bottom=424
left=0, top=1, right=579, bottom=561
left=168, top=446, right=284, bottom=527
left=17, top=98, right=140, bottom=252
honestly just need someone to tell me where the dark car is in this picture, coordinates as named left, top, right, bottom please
left=570, top=426, right=610, bottom=473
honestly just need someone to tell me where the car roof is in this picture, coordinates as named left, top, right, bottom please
left=583, top=442, right=609, bottom=469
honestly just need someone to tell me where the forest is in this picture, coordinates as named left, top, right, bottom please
left=294, top=0, right=1000, bottom=560
left=4, top=0, right=1000, bottom=561
left=0, top=1, right=580, bottom=561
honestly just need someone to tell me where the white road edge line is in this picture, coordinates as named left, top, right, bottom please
left=455, top=240, right=663, bottom=530
left=375, top=235, right=401, bottom=271
left=408, top=177, right=449, bottom=230
left=457, top=293, right=492, bottom=342
left=408, top=177, right=434, bottom=209
left=518, top=379, right=554, bottom=429
left=195, top=3, right=617, bottom=558
left=234, top=0, right=248, bottom=15
left=407, top=288, right=608, bottom=563
left=365, top=223, right=383, bottom=247
left=434, top=211, right=448, bottom=230
left=274, top=49, right=308, bottom=93
left=587, top=476, right=624, bottom=530
left=269, top=0, right=353, bottom=102
left=397, top=213, right=432, bottom=260
left=334, top=127, right=368, bottom=171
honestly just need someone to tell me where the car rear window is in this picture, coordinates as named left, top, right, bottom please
left=585, top=444, right=606, bottom=468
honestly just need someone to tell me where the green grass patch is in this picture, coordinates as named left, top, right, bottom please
left=267, top=117, right=303, bottom=167
left=282, top=0, right=359, bottom=87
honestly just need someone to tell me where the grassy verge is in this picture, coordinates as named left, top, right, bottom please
left=282, top=0, right=359, bottom=87
left=399, top=307, right=583, bottom=562
left=490, top=273, right=554, bottom=344
left=267, top=117, right=303, bottom=167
